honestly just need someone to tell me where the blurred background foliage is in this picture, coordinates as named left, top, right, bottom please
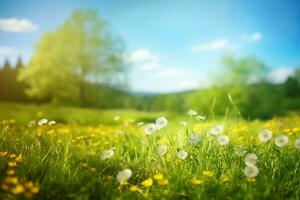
left=1, top=9, right=300, bottom=119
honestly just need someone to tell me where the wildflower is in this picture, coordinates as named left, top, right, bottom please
left=31, top=186, right=39, bottom=194
left=8, top=161, right=17, bottom=167
left=101, top=148, right=114, bottom=160
left=141, top=177, right=153, bottom=188
left=90, top=168, right=96, bottom=172
left=195, top=115, right=205, bottom=121
left=24, top=181, right=34, bottom=188
left=81, top=163, right=88, bottom=168
left=179, top=121, right=188, bottom=126
left=246, top=177, right=256, bottom=183
left=189, top=134, right=201, bottom=145
left=114, top=130, right=123, bottom=135
left=210, top=125, right=223, bottom=135
left=244, top=166, right=259, bottom=178
left=154, top=173, right=164, bottom=180
left=294, top=138, right=300, bottom=150
left=157, top=144, right=168, bottom=156
left=234, top=146, right=247, bottom=156
left=11, top=184, right=25, bottom=194
left=137, top=122, right=144, bottom=126
left=28, top=120, right=36, bottom=128
left=6, top=169, right=15, bottom=175
left=217, top=135, right=229, bottom=145
left=129, top=185, right=139, bottom=192
left=191, top=178, right=203, bottom=185
left=245, top=153, right=258, bottom=167
left=203, top=171, right=214, bottom=177
left=258, top=129, right=272, bottom=142
left=158, top=178, right=169, bottom=185
left=155, top=117, right=168, bottom=130
left=5, top=177, right=18, bottom=184
left=15, top=154, right=22, bottom=162
left=220, top=175, right=229, bottom=183
left=144, top=123, right=157, bottom=136
left=177, top=150, right=188, bottom=160
left=38, top=118, right=48, bottom=126
left=188, top=110, right=197, bottom=116
left=275, top=135, right=289, bottom=147
left=1, top=184, right=9, bottom=191
left=117, top=169, right=132, bottom=184
left=113, top=115, right=120, bottom=121
left=0, top=151, right=8, bottom=157
left=48, top=120, right=56, bottom=126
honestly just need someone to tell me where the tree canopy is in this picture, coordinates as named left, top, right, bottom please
left=19, top=9, right=127, bottom=106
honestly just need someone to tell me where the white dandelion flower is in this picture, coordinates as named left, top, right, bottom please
left=217, top=135, right=229, bottom=145
left=38, top=118, right=48, bottom=126
left=195, top=115, right=205, bottom=121
left=48, top=120, right=56, bottom=126
left=188, top=110, right=197, bottom=116
left=179, top=121, right=188, bottom=126
left=155, top=117, right=168, bottom=130
left=27, top=120, right=36, bottom=128
left=275, top=135, right=289, bottom=147
left=245, top=153, right=258, bottom=167
left=210, top=125, right=224, bottom=135
left=234, top=146, right=247, bottom=156
left=137, top=122, right=144, bottom=126
left=244, top=166, right=259, bottom=178
left=144, top=123, right=157, bottom=136
left=294, top=138, right=300, bottom=150
left=113, top=115, right=120, bottom=121
left=157, top=144, right=168, bottom=156
left=101, top=148, right=115, bottom=160
left=189, top=134, right=201, bottom=145
left=177, top=150, right=188, bottom=160
left=258, top=129, right=272, bottom=142
left=114, top=129, right=123, bottom=135
left=117, top=169, right=132, bottom=184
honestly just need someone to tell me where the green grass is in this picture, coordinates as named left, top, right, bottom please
left=0, top=102, right=300, bottom=199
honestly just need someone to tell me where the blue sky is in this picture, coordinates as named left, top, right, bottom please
left=1, top=0, right=300, bottom=92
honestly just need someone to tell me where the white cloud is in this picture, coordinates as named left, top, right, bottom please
left=192, top=38, right=239, bottom=52
left=0, top=18, right=38, bottom=32
left=155, top=68, right=186, bottom=78
left=268, top=67, right=294, bottom=83
left=140, top=62, right=161, bottom=71
left=126, top=48, right=159, bottom=63
left=241, top=32, right=262, bottom=42
left=0, top=46, right=17, bottom=56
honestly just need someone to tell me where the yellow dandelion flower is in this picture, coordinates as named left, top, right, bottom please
left=90, top=168, right=96, bottom=172
left=81, top=163, right=88, bottom=168
left=129, top=185, right=139, bottom=192
left=9, top=154, right=16, bottom=158
left=220, top=175, right=229, bottom=183
left=1, top=184, right=9, bottom=191
left=11, top=184, right=25, bottom=194
left=6, top=169, right=16, bottom=175
left=0, top=151, right=8, bottom=157
left=105, top=175, right=114, bottom=181
left=246, top=178, right=256, bottom=183
left=203, top=171, right=214, bottom=178
left=158, top=178, right=169, bottom=185
left=8, top=161, right=17, bottom=167
left=141, top=178, right=153, bottom=188
left=5, top=177, right=18, bottom=184
left=24, top=181, right=34, bottom=188
left=154, top=173, right=163, bottom=181
left=15, top=154, right=22, bottom=162
left=31, top=186, right=40, bottom=194
left=191, top=178, right=203, bottom=185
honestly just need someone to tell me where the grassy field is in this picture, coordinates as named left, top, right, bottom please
left=0, top=103, right=300, bottom=199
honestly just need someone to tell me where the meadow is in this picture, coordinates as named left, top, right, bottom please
left=0, top=102, right=300, bottom=200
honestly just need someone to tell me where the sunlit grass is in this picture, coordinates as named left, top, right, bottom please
left=0, top=104, right=300, bottom=199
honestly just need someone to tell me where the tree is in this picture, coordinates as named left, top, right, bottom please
left=0, top=59, right=14, bottom=100
left=219, top=54, right=268, bottom=86
left=19, top=9, right=127, bottom=106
